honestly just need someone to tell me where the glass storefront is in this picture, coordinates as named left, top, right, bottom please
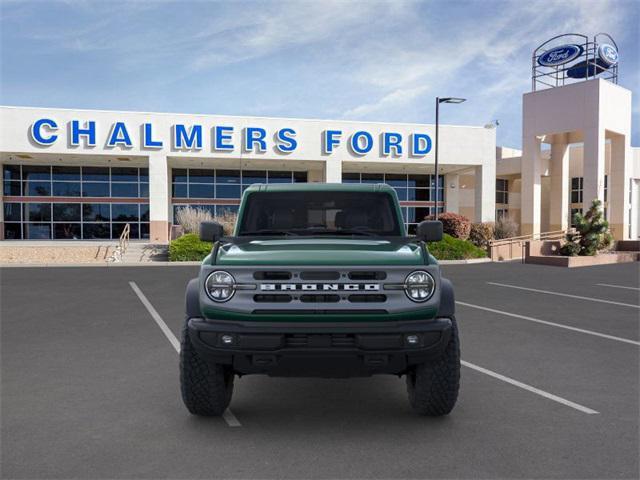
left=3, top=164, right=149, bottom=239
left=171, top=168, right=307, bottom=223
left=342, top=172, right=445, bottom=233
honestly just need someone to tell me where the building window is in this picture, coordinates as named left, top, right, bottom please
left=171, top=168, right=307, bottom=225
left=401, top=206, right=443, bottom=235
left=604, top=175, right=608, bottom=203
left=496, top=178, right=508, bottom=204
left=571, top=177, right=583, bottom=203
left=341, top=172, right=444, bottom=232
left=2, top=164, right=149, bottom=240
left=570, top=208, right=583, bottom=228
left=496, top=208, right=509, bottom=220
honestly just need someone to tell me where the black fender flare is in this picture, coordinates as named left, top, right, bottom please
left=437, top=277, right=455, bottom=318
left=185, top=278, right=202, bottom=318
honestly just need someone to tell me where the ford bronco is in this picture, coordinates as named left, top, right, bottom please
left=180, top=183, right=460, bottom=416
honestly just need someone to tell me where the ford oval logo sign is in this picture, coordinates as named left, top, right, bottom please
left=538, top=44, right=583, bottom=67
left=598, top=44, right=618, bottom=66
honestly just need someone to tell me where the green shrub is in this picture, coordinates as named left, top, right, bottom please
left=169, top=233, right=212, bottom=261
left=494, top=216, right=519, bottom=239
left=438, top=212, right=471, bottom=240
left=560, top=199, right=613, bottom=256
left=428, top=234, right=487, bottom=260
left=469, top=222, right=495, bottom=249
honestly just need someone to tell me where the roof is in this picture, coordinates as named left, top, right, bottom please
left=243, top=183, right=397, bottom=194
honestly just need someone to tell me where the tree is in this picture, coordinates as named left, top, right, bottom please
left=560, top=199, right=613, bottom=256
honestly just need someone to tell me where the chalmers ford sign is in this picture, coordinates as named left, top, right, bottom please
left=28, top=118, right=434, bottom=157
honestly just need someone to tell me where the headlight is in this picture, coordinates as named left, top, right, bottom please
left=205, top=271, right=236, bottom=302
left=404, top=270, right=435, bottom=302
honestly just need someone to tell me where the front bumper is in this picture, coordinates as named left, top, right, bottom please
left=187, top=317, right=452, bottom=377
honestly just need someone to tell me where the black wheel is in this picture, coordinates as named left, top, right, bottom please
left=180, top=319, right=234, bottom=416
left=406, top=316, right=460, bottom=416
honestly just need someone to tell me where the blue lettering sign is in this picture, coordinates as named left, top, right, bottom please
left=598, top=44, right=618, bottom=66
left=382, top=132, right=403, bottom=156
left=350, top=131, right=373, bottom=155
left=244, top=127, right=267, bottom=152
left=537, top=44, right=583, bottom=67
left=173, top=124, right=202, bottom=150
left=411, top=133, right=432, bottom=156
left=143, top=123, right=163, bottom=148
left=323, top=130, right=342, bottom=154
left=30, top=118, right=58, bottom=145
left=107, top=122, right=132, bottom=148
left=275, top=128, right=297, bottom=153
left=214, top=126, right=234, bottom=151
left=71, top=120, right=96, bottom=147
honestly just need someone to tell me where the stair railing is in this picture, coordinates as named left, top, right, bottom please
left=489, top=229, right=572, bottom=262
left=106, top=223, right=131, bottom=263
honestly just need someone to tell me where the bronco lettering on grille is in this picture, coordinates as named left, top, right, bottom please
left=260, top=283, right=380, bottom=291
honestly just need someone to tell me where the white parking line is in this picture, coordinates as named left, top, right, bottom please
left=461, top=361, right=599, bottom=415
left=129, top=281, right=241, bottom=427
left=596, top=283, right=640, bottom=291
left=456, top=301, right=640, bottom=346
left=488, top=282, right=640, bottom=309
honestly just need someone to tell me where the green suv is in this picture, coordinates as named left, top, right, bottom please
left=180, top=183, right=460, bottom=416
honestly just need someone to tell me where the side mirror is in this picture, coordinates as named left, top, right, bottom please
left=416, top=220, right=443, bottom=242
left=200, top=221, right=224, bottom=243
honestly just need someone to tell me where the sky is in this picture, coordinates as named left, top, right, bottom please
left=1, top=0, right=638, bottom=148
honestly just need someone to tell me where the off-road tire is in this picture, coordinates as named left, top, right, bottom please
left=406, top=316, right=460, bottom=416
left=180, top=319, right=234, bottom=416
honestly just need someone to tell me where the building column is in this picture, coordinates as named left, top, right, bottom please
left=549, top=134, right=570, bottom=232
left=521, top=135, right=543, bottom=236
left=445, top=173, right=459, bottom=214
left=148, top=153, right=170, bottom=244
left=609, top=134, right=631, bottom=240
left=582, top=126, right=606, bottom=212
left=474, top=163, right=495, bottom=223
left=324, top=159, right=342, bottom=183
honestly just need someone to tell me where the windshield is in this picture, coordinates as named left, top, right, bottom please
left=237, top=191, right=403, bottom=237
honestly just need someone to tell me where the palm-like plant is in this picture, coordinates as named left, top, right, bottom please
left=560, top=199, right=613, bottom=256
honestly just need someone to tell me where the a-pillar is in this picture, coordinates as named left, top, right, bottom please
left=549, top=134, right=570, bottom=232
left=582, top=126, right=605, bottom=212
left=324, top=159, right=342, bottom=183
left=521, top=135, right=543, bottom=236
left=474, top=164, right=495, bottom=222
left=0, top=175, right=4, bottom=240
left=609, top=133, right=631, bottom=240
left=148, top=153, right=170, bottom=244
left=445, top=173, right=459, bottom=214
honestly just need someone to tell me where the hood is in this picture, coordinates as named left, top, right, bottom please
left=214, top=238, right=426, bottom=266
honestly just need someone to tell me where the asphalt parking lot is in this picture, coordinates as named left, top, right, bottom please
left=1, top=262, right=639, bottom=479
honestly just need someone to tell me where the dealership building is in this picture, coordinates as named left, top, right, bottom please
left=0, top=35, right=638, bottom=244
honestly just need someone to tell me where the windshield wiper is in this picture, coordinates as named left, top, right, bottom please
left=239, top=229, right=299, bottom=236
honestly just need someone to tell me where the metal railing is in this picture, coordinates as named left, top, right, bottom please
left=106, top=223, right=131, bottom=263
left=489, top=229, right=572, bottom=262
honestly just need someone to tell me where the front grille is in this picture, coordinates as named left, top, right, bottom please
left=348, top=271, right=387, bottom=280
left=254, top=271, right=292, bottom=280
left=348, top=294, right=387, bottom=303
left=254, top=294, right=292, bottom=303
left=300, top=294, right=340, bottom=303
left=300, top=271, right=340, bottom=280
left=284, top=334, right=357, bottom=348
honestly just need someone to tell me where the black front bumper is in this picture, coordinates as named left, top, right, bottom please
left=187, top=317, right=452, bottom=377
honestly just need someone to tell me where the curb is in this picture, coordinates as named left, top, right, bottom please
left=438, top=258, right=492, bottom=265
left=0, top=262, right=202, bottom=268
left=1, top=259, right=493, bottom=268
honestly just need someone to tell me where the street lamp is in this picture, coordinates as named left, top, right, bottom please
left=434, top=97, right=466, bottom=219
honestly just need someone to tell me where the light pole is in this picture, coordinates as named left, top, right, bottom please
left=434, top=97, right=466, bottom=219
